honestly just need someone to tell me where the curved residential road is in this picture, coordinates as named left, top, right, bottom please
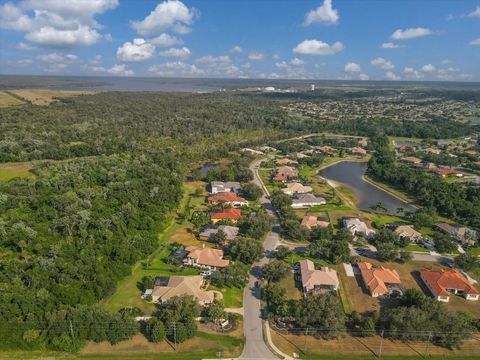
left=240, top=160, right=279, bottom=359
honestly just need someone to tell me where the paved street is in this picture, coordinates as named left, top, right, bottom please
left=240, top=161, right=279, bottom=359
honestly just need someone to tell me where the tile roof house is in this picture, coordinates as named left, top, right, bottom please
left=209, top=181, right=241, bottom=194
left=281, top=182, right=313, bottom=195
left=350, top=147, right=367, bottom=156
left=420, top=269, right=479, bottom=302
left=184, top=246, right=230, bottom=270
left=276, top=158, right=299, bottom=166
left=199, top=225, right=239, bottom=242
left=435, top=223, right=478, bottom=246
left=343, top=218, right=376, bottom=239
left=211, top=208, right=241, bottom=223
left=392, top=225, right=423, bottom=242
left=296, top=260, right=339, bottom=293
left=150, top=275, right=221, bottom=305
left=291, top=194, right=326, bottom=208
left=208, top=192, right=248, bottom=207
left=273, top=166, right=298, bottom=182
left=400, top=156, right=423, bottom=166
left=317, top=145, right=335, bottom=154
left=301, top=215, right=330, bottom=229
left=358, top=262, right=401, bottom=297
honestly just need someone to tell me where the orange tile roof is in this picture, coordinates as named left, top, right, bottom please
left=358, top=262, right=401, bottom=295
left=211, top=208, right=241, bottom=220
left=185, top=246, right=230, bottom=268
left=420, top=269, right=478, bottom=297
left=208, top=192, right=247, bottom=204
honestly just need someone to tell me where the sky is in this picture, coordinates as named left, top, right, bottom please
left=0, top=0, right=479, bottom=81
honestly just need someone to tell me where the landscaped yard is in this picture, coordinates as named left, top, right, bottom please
left=208, top=284, right=243, bottom=308
left=278, top=272, right=303, bottom=301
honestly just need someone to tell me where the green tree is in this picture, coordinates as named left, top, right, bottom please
left=229, top=236, right=263, bottom=264
left=241, top=183, right=263, bottom=201
left=262, top=260, right=291, bottom=282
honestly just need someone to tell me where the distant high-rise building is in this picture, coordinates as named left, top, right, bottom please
left=311, top=84, right=315, bottom=91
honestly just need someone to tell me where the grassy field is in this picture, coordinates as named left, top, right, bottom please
left=0, top=91, right=25, bottom=107
left=0, top=162, right=35, bottom=181
left=208, top=284, right=243, bottom=308
left=78, top=330, right=243, bottom=359
left=271, top=328, right=480, bottom=359
left=10, top=89, right=96, bottom=105
left=363, top=175, right=416, bottom=204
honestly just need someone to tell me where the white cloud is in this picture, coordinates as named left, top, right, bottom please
left=117, top=38, right=156, bottom=62
left=370, top=57, right=394, bottom=70
left=37, top=52, right=78, bottom=63
left=359, top=73, right=369, bottom=81
left=268, top=73, right=280, bottom=79
left=391, top=27, right=433, bottom=40
left=17, top=58, right=33, bottom=66
left=303, top=0, right=339, bottom=26
left=25, top=25, right=101, bottom=48
left=272, top=54, right=280, bottom=60
left=107, top=64, right=134, bottom=76
left=458, top=73, right=473, bottom=81
left=149, top=33, right=183, bottom=47
left=248, top=51, right=265, bottom=61
left=131, top=0, right=196, bottom=36
left=381, top=42, right=400, bottom=49
left=89, top=55, right=102, bottom=65
left=344, top=62, right=361, bottom=72
left=242, top=62, right=251, bottom=69
left=293, top=39, right=344, bottom=56
left=290, top=58, right=306, bottom=66
left=16, top=41, right=36, bottom=51
left=159, top=46, right=191, bottom=58
left=0, top=0, right=117, bottom=48
left=468, top=6, right=480, bottom=17
left=440, top=59, right=450, bottom=64
left=275, top=61, right=288, bottom=69
left=385, top=71, right=400, bottom=80
left=421, top=64, right=435, bottom=72
left=403, top=67, right=424, bottom=79
left=148, top=61, right=202, bottom=77
left=230, top=46, right=242, bottom=53
left=469, top=38, right=480, bottom=46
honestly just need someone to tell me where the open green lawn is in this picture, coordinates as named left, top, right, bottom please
left=278, top=273, right=302, bottom=300
left=468, top=247, right=480, bottom=256
left=404, top=244, right=429, bottom=253
left=208, top=284, right=243, bottom=308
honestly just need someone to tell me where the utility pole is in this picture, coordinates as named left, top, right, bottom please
left=378, top=329, right=385, bottom=358
left=173, top=322, right=177, bottom=351
left=425, top=332, right=432, bottom=357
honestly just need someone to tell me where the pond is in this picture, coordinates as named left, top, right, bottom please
left=200, top=163, right=220, bottom=175
left=320, top=161, right=416, bottom=215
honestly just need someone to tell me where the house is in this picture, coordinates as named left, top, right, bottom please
left=358, top=139, right=368, bottom=148
left=210, top=181, right=241, bottom=194
left=343, top=218, right=376, bottom=239
left=420, top=269, right=479, bottom=302
left=435, top=167, right=462, bottom=178
left=150, top=276, right=220, bottom=305
left=317, top=145, right=335, bottom=154
left=276, top=158, right=298, bottom=167
left=208, top=192, right=248, bottom=207
left=281, top=182, right=313, bottom=195
left=350, top=147, right=367, bottom=156
left=273, top=166, right=298, bottom=182
left=291, top=194, right=326, bottom=208
left=301, top=215, right=330, bottom=229
left=400, top=156, right=422, bottom=166
left=241, top=148, right=264, bottom=156
left=390, top=224, right=423, bottom=242
left=358, top=262, right=402, bottom=297
left=199, top=225, right=239, bottom=242
left=435, top=223, right=478, bottom=246
left=296, top=260, right=339, bottom=293
left=211, top=208, right=241, bottom=223
left=184, top=246, right=230, bottom=270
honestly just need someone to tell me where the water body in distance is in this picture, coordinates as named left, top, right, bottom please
left=320, top=161, right=416, bottom=215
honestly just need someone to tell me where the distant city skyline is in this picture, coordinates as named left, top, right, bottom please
left=1, top=0, right=479, bottom=81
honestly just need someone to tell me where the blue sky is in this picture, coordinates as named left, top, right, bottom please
left=1, top=0, right=479, bottom=81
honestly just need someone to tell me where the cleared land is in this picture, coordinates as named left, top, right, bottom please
left=0, top=91, right=25, bottom=107
left=271, top=329, right=480, bottom=359
left=0, top=162, right=35, bottom=181
left=9, top=89, right=96, bottom=105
